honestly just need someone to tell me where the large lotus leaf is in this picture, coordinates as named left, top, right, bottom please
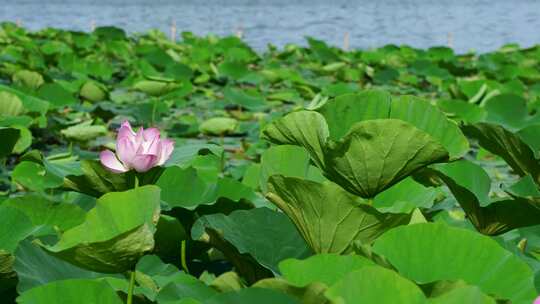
left=157, top=166, right=256, bottom=210
left=372, top=223, right=536, bottom=304
left=266, top=175, right=411, bottom=254
left=0, top=205, right=42, bottom=280
left=390, top=96, right=469, bottom=158
left=16, top=279, right=123, bottom=304
left=2, top=194, right=86, bottom=235
left=153, top=215, right=188, bottom=262
left=12, top=161, right=64, bottom=192
left=164, top=142, right=223, bottom=168
left=195, top=225, right=273, bottom=284
left=252, top=278, right=329, bottom=304
left=462, top=122, right=540, bottom=182
left=155, top=271, right=218, bottom=303
left=0, top=85, right=49, bottom=114
left=279, top=254, right=373, bottom=287
left=261, top=110, right=328, bottom=169
left=437, top=99, right=486, bottom=124
left=204, top=288, right=299, bottom=304
left=43, top=186, right=161, bottom=273
left=517, top=124, right=540, bottom=158
left=427, top=285, right=496, bottom=304
left=0, top=91, right=24, bottom=116
left=483, top=93, right=540, bottom=131
left=259, top=145, right=325, bottom=193
left=0, top=205, right=40, bottom=254
left=505, top=174, right=540, bottom=206
left=324, top=119, right=448, bottom=198
left=0, top=127, right=20, bottom=158
left=325, top=266, right=426, bottom=304
left=37, top=83, right=78, bottom=108
left=192, top=208, right=311, bottom=274
left=14, top=240, right=119, bottom=292
left=318, top=90, right=392, bottom=140
left=318, top=92, right=468, bottom=158
left=433, top=160, right=540, bottom=234
left=374, top=177, right=439, bottom=213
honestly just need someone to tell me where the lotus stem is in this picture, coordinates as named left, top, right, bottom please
left=518, top=238, right=527, bottom=253
left=181, top=240, right=190, bottom=273
left=134, top=175, right=139, bottom=189
left=126, top=270, right=136, bottom=304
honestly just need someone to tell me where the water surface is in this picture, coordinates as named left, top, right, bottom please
left=2, top=0, right=540, bottom=53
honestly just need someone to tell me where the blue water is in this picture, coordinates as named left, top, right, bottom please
left=1, top=0, right=540, bottom=53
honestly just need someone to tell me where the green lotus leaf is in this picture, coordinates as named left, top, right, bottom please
left=80, top=81, right=107, bottom=102
left=462, top=122, right=540, bottom=182
left=390, top=96, right=469, bottom=158
left=319, top=90, right=392, bottom=140
left=207, top=271, right=245, bottom=293
left=11, top=125, right=32, bottom=154
left=0, top=91, right=24, bottom=116
left=0, top=127, right=20, bottom=158
left=153, top=215, right=188, bottom=262
left=431, top=160, right=540, bottom=234
left=261, top=110, right=328, bottom=169
left=63, top=159, right=161, bottom=197
left=43, top=185, right=161, bottom=273
left=279, top=254, right=374, bottom=287
left=60, top=120, right=108, bottom=141
left=483, top=93, right=540, bottom=131
left=156, top=166, right=256, bottom=210
left=259, top=145, right=324, bottom=193
left=0, top=205, right=42, bottom=254
left=324, top=119, right=448, bottom=198
left=37, top=83, right=78, bottom=108
left=437, top=99, right=486, bottom=124
left=319, top=91, right=469, bottom=158
left=133, top=80, right=179, bottom=96
left=199, top=117, right=238, bottom=136
left=0, top=205, right=43, bottom=280
left=253, top=278, right=329, bottom=304
left=16, top=279, right=123, bottom=304
left=2, top=194, right=85, bottom=235
left=374, top=177, right=438, bottom=213
left=155, top=272, right=218, bottom=303
left=372, top=223, right=536, bottom=304
left=427, top=285, right=495, bottom=304
left=12, top=161, right=64, bottom=191
left=0, top=251, right=15, bottom=280
left=517, top=124, right=540, bottom=158
left=132, top=254, right=219, bottom=301
left=0, top=84, right=49, bottom=114
left=14, top=240, right=119, bottom=292
left=217, top=61, right=250, bottom=80
left=204, top=288, right=299, bottom=304
left=505, top=174, right=540, bottom=206
left=192, top=208, right=312, bottom=274
left=325, top=266, right=426, bottom=304
left=266, top=175, right=411, bottom=254
left=12, top=70, right=44, bottom=90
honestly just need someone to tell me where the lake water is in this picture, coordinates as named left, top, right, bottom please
left=1, top=0, right=540, bottom=53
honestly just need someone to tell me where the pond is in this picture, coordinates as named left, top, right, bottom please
left=2, top=0, right=540, bottom=53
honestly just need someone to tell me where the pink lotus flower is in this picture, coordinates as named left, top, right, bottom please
left=535, top=296, right=540, bottom=304
left=100, top=121, right=174, bottom=173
